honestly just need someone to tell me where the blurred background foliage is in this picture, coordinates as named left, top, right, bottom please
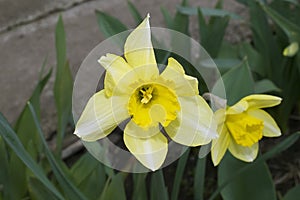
left=0, top=0, right=300, bottom=199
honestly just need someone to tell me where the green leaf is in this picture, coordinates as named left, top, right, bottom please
left=28, top=178, right=59, bottom=200
left=218, top=42, right=240, bottom=59
left=150, top=170, right=169, bottom=200
left=95, top=10, right=128, bottom=38
left=4, top=66, right=52, bottom=199
left=248, top=1, right=281, bottom=80
left=238, top=42, right=265, bottom=76
left=177, top=6, right=242, bottom=20
left=260, top=3, right=300, bottom=42
left=194, top=157, right=206, bottom=200
left=212, top=58, right=254, bottom=105
left=127, top=1, right=143, bottom=24
left=161, top=6, right=173, bottom=28
left=100, top=173, right=126, bottom=200
left=132, top=173, right=148, bottom=200
left=218, top=153, right=276, bottom=200
left=28, top=103, right=88, bottom=200
left=208, top=132, right=300, bottom=200
left=70, top=152, right=98, bottom=182
left=283, top=185, right=300, bottom=200
left=172, top=0, right=189, bottom=34
left=0, top=137, right=8, bottom=198
left=0, top=113, right=64, bottom=200
left=171, top=148, right=190, bottom=200
left=212, top=58, right=241, bottom=73
left=5, top=153, right=27, bottom=199
left=14, top=67, right=52, bottom=153
left=254, top=79, right=281, bottom=93
left=77, top=165, right=106, bottom=200
left=198, top=8, right=229, bottom=57
left=54, top=16, right=73, bottom=154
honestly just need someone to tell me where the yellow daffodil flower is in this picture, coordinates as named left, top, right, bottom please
left=283, top=42, right=299, bottom=57
left=211, top=94, right=282, bottom=166
left=74, top=14, right=217, bottom=171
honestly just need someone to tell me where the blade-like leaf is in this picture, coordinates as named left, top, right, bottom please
left=28, top=103, right=87, bottom=200
left=283, top=185, right=300, bottom=200
left=161, top=6, right=173, bottom=28
left=127, top=1, right=143, bottom=24
left=177, top=6, right=242, bottom=20
left=260, top=3, right=300, bottom=42
left=254, top=79, right=281, bottom=93
left=171, top=148, right=190, bottom=200
left=77, top=165, right=106, bottom=200
left=248, top=1, right=281, bottom=80
left=132, top=173, right=148, bottom=200
left=100, top=173, right=126, bottom=200
left=194, top=157, right=206, bottom=200
left=28, top=178, right=59, bottom=200
left=0, top=113, right=64, bottom=200
left=238, top=42, right=265, bottom=76
left=218, top=153, right=276, bottom=200
left=70, top=152, right=102, bottom=185
left=95, top=10, right=128, bottom=38
left=54, top=16, right=73, bottom=154
left=15, top=67, right=52, bottom=152
left=212, top=58, right=254, bottom=105
left=150, top=170, right=169, bottom=200
left=198, top=8, right=229, bottom=57
left=208, top=132, right=300, bottom=200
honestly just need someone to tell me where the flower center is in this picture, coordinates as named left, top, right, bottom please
left=226, top=112, right=264, bottom=147
left=128, top=83, right=180, bottom=128
left=139, top=86, right=154, bottom=104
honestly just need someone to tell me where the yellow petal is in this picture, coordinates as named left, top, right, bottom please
left=283, top=42, right=299, bottom=57
left=227, top=94, right=282, bottom=114
left=98, top=54, right=135, bottom=97
left=226, top=100, right=248, bottom=114
left=247, top=109, right=281, bottom=137
left=74, top=90, right=129, bottom=141
left=124, top=120, right=160, bottom=139
left=124, top=131, right=167, bottom=171
left=211, top=125, right=230, bottom=166
left=161, top=57, right=199, bottom=96
left=165, top=95, right=217, bottom=146
left=228, top=140, right=258, bottom=162
left=124, top=14, right=158, bottom=80
left=243, top=94, right=281, bottom=110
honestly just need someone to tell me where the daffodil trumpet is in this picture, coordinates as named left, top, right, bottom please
left=211, top=94, right=282, bottom=166
left=74, top=14, right=217, bottom=171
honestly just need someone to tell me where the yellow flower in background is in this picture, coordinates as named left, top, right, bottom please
left=211, top=94, right=282, bottom=166
left=74, top=14, right=217, bottom=171
left=283, top=42, right=299, bottom=57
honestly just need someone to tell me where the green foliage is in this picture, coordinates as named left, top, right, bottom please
left=1, top=1, right=300, bottom=200
left=197, top=2, right=230, bottom=57
left=150, top=170, right=169, bottom=200
left=283, top=185, right=300, bottom=200
left=213, top=59, right=254, bottom=105
left=194, top=157, right=206, bottom=200
left=132, top=173, right=148, bottom=200
left=28, top=103, right=88, bottom=200
left=171, top=148, right=190, bottom=200
left=54, top=16, right=73, bottom=155
left=0, top=113, right=64, bottom=200
left=218, top=153, right=276, bottom=200
left=95, top=10, right=128, bottom=38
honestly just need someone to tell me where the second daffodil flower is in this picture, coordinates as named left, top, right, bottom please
left=74, top=14, right=217, bottom=171
left=211, top=94, right=282, bottom=166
